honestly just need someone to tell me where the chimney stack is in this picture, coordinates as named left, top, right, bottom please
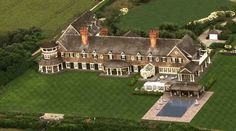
left=80, top=27, right=89, bottom=45
left=100, top=28, right=109, bottom=36
left=149, top=30, right=159, bottom=48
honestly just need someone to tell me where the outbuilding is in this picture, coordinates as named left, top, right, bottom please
left=143, top=81, right=166, bottom=92
left=208, top=29, right=221, bottom=40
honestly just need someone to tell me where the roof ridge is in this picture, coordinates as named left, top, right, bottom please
left=91, top=35, right=182, bottom=41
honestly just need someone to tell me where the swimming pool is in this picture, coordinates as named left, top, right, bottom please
left=157, top=98, right=194, bottom=117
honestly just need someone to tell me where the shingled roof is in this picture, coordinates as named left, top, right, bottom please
left=176, top=35, right=200, bottom=57
left=71, top=11, right=95, bottom=32
left=123, top=31, right=141, bottom=37
left=58, top=34, right=181, bottom=56
left=41, top=41, right=57, bottom=48
left=39, top=57, right=62, bottom=66
left=181, top=61, right=199, bottom=73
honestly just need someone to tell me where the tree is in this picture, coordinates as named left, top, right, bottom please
left=159, top=23, right=179, bottom=32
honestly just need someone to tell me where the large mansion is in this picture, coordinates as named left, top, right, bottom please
left=38, top=11, right=211, bottom=83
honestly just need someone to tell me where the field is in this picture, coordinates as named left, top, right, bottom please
left=117, top=0, right=234, bottom=31
left=0, top=0, right=94, bottom=37
left=191, top=54, right=236, bottom=130
left=0, top=70, right=157, bottom=120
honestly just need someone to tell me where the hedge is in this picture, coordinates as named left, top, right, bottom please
left=0, top=112, right=209, bottom=131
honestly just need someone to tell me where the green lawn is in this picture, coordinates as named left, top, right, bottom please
left=191, top=54, right=236, bottom=130
left=0, top=69, right=157, bottom=120
left=0, top=0, right=94, bottom=37
left=117, top=0, right=234, bottom=31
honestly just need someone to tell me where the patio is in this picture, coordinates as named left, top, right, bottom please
left=142, top=92, right=213, bottom=122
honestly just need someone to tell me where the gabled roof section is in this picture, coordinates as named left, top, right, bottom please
left=176, top=35, right=200, bottom=57
left=57, top=25, right=80, bottom=50
left=71, top=11, right=95, bottom=32
left=180, top=61, right=199, bottom=73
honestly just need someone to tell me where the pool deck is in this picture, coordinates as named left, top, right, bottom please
left=142, top=91, right=213, bottom=122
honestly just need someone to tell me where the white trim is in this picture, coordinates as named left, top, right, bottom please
left=179, top=68, right=192, bottom=73
left=167, top=46, right=190, bottom=62
left=57, top=41, right=68, bottom=51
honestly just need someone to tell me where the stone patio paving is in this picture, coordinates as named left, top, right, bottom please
left=142, top=92, right=213, bottom=122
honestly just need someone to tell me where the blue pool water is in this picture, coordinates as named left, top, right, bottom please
left=157, top=98, right=194, bottom=117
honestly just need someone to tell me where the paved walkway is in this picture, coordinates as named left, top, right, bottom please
left=142, top=92, right=213, bottom=123
left=198, top=29, right=225, bottom=47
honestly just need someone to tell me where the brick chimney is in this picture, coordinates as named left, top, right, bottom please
left=149, top=30, right=159, bottom=48
left=100, top=28, right=108, bottom=36
left=80, top=27, right=89, bottom=45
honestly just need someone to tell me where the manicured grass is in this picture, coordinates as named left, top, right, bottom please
left=0, top=69, right=158, bottom=120
left=0, top=0, right=94, bottom=37
left=117, top=0, right=234, bottom=31
left=191, top=54, right=236, bottom=130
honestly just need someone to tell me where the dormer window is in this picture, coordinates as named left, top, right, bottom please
left=121, top=52, right=126, bottom=60
left=82, top=50, right=87, bottom=58
left=76, top=53, right=80, bottom=58
left=178, top=58, right=183, bottom=63
left=148, top=53, right=153, bottom=62
left=161, top=57, right=167, bottom=62
left=171, top=57, right=177, bottom=63
left=70, top=52, right=75, bottom=58
left=93, top=50, right=98, bottom=59
left=137, top=53, right=142, bottom=61
left=108, top=51, right=113, bottom=60
left=61, top=52, right=65, bottom=57
left=65, top=52, right=69, bottom=58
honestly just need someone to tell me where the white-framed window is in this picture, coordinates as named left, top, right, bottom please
left=161, top=57, right=167, bottom=62
left=136, top=53, right=142, bottom=61
left=171, top=57, right=176, bottom=63
left=70, top=52, right=75, bottom=58
left=66, top=62, right=70, bottom=69
left=61, top=52, right=65, bottom=57
left=121, top=52, right=126, bottom=60
left=92, top=50, right=98, bottom=59
left=82, top=50, right=87, bottom=58
left=74, top=62, right=78, bottom=69
left=108, top=51, right=113, bottom=60
left=90, top=63, right=95, bottom=70
left=148, top=53, right=153, bottom=62
left=82, top=63, right=87, bottom=70
left=44, top=54, right=50, bottom=59
left=65, top=52, right=69, bottom=58
left=159, top=68, right=163, bottom=73
left=133, top=65, right=139, bottom=72
left=98, top=63, right=103, bottom=71
left=178, top=58, right=183, bottom=63
left=46, top=66, right=51, bottom=70
left=76, top=53, right=80, bottom=58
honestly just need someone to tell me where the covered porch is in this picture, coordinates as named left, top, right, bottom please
left=169, top=82, right=205, bottom=98
left=39, top=58, right=63, bottom=74
left=104, top=60, right=131, bottom=76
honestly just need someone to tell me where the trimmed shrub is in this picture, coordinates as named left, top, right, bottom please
left=209, top=43, right=225, bottom=49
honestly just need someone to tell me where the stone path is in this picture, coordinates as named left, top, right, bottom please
left=142, top=92, right=213, bottom=123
